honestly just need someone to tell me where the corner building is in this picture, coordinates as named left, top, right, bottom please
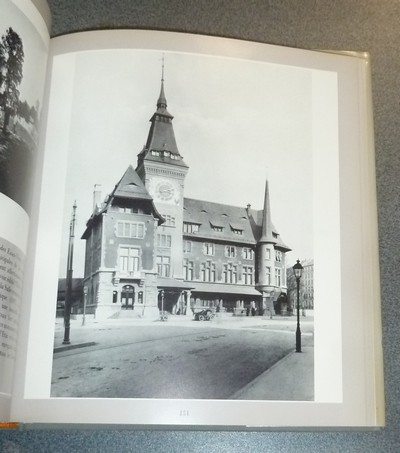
left=82, top=78, right=291, bottom=319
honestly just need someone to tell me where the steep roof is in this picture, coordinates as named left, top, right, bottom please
left=137, top=79, right=188, bottom=169
left=252, top=209, right=291, bottom=251
left=183, top=197, right=290, bottom=250
left=113, top=165, right=153, bottom=201
left=81, top=166, right=164, bottom=239
left=183, top=198, right=253, bottom=245
left=259, top=180, right=276, bottom=244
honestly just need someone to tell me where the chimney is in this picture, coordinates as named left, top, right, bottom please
left=246, top=203, right=251, bottom=215
left=93, top=184, right=102, bottom=212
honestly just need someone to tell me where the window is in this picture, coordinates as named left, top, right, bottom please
left=203, top=243, right=215, bottom=256
left=201, top=261, right=216, bottom=282
left=157, top=234, right=172, bottom=248
left=223, top=263, right=238, bottom=284
left=242, top=248, right=254, bottom=260
left=265, top=266, right=271, bottom=285
left=212, top=225, right=223, bottom=232
left=116, top=221, right=145, bottom=238
left=118, top=207, right=144, bottom=214
left=119, top=247, right=140, bottom=273
left=156, top=256, right=170, bottom=277
left=231, top=228, right=243, bottom=235
left=275, top=268, right=281, bottom=286
left=225, top=245, right=236, bottom=258
left=183, top=222, right=200, bottom=233
left=184, top=259, right=194, bottom=280
left=275, top=250, right=282, bottom=262
left=266, top=248, right=271, bottom=260
left=183, top=240, right=192, bottom=253
left=243, top=266, right=254, bottom=285
left=162, top=214, right=176, bottom=227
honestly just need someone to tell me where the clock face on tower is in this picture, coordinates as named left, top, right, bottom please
left=150, top=178, right=181, bottom=205
left=156, top=181, right=175, bottom=201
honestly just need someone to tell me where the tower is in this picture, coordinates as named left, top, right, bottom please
left=256, top=180, right=278, bottom=317
left=136, top=67, right=189, bottom=281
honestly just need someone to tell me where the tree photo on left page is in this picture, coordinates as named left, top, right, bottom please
left=0, top=0, right=49, bottom=422
left=0, top=0, right=48, bottom=213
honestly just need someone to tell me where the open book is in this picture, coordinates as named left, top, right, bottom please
left=0, top=0, right=384, bottom=428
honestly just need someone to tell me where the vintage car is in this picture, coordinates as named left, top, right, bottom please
left=193, top=309, right=214, bottom=321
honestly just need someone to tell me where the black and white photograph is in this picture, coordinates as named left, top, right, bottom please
left=0, top=1, right=47, bottom=213
left=49, top=48, right=317, bottom=401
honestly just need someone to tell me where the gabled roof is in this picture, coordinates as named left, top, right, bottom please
left=113, top=165, right=152, bottom=201
left=81, top=166, right=164, bottom=239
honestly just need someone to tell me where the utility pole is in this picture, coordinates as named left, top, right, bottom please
left=63, top=201, right=77, bottom=344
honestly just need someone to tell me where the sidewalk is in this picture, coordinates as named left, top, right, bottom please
left=231, top=346, right=314, bottom=401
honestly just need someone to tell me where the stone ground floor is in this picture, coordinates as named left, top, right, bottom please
left=66, top=277, right=291, bottom=320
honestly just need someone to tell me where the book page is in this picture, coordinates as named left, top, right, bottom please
left=12, top=30, right=382, bottom=427
left=0, top=0, right=49, bottom=421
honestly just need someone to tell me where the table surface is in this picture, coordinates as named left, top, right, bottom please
left=2, top=1, right=400, bottom=451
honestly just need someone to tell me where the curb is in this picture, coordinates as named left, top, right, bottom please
left=53, top=341, right=97, bottom=354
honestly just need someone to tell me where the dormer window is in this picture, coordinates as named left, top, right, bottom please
left=230, top=223, right=243, bottom=235
left=210, top=220, right=224, bottom=232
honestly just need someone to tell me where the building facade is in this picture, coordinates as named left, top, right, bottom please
left=286, top=258, right=314, bottom=313
left=81, top=77, right=291, bottom=319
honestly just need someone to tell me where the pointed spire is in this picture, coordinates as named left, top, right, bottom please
left=157, top=55, right=167, bottom=110
left=259, top=179, right=276, bottom=244
left=136, top=58, right=189, bottom=171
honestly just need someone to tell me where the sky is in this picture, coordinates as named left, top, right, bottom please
left=53, top=49, right=314, bottom=277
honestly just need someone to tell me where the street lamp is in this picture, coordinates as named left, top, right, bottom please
left=293, top=259, right=303, bottom=353
left=82, top=286, right=88, bottom=326
left=63, top=201, right=77, bottom=345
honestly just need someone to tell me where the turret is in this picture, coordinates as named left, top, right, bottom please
left=255, top=180, right=278, bottom=317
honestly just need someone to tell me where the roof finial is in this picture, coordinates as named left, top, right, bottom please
left=157, top=54, right=167, bottom=109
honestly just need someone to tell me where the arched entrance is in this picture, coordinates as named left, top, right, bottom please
left=121, top=285, right=135, bottom=310
left=274, top=292, right=288, bottom=315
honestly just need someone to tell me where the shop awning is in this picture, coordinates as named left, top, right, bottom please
left=189, top=282, right=261, bottom=296
left=157, top=277, right=195, bottom=290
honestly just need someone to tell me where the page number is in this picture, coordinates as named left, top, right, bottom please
left=179, top=409, right=190, bottom=417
